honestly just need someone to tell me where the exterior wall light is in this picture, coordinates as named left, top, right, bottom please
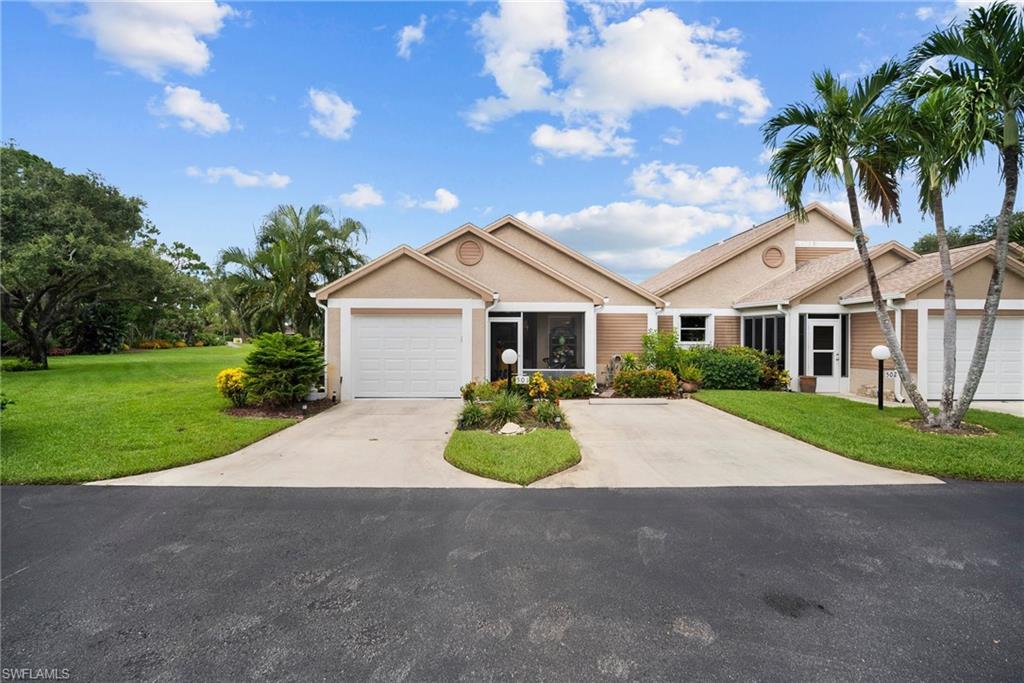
left=501, top=348, right=519, bottom=394
left=870, top=345, right=891, bottom=410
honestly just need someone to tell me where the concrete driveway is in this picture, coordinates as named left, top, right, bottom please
left=101, top=400, right=512, bottom=488
left=537, top=399, right=940, bottom=488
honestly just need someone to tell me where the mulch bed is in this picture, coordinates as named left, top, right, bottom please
left=225, top=398, right=334, bottom=420
left=904, top=419, right=994, bottom=437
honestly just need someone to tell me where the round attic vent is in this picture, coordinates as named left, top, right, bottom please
left=762, top=246, right=784, bottom=268
left=457, top=239, right=483, bottom=265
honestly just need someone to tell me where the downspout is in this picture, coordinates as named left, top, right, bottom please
left=886, top=297, right=906, bottom=403
left=483, top=293, right=501, bottom=381
left=312, top=294, right=333, bottom=398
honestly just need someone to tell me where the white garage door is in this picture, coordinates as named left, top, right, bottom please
left=926, top=315, right=1023, bottom=400
left=351, top=314, right=462, bottom=398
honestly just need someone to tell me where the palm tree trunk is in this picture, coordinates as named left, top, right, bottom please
left=949, top=115, right=1020, bottom=426
left=930, top=187, right=957, bottom=428
left=842, top=160, right=934, bottom=422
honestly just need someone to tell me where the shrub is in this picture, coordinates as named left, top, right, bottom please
left=641, top=331, right=685, bottom=372
left=194, top=341, right=205, bottom=348
left=528, top=372, right=550, bottom=400
left=1, top=393, right=13, bottom=411
left=533, top=399, right=566, bottom=427
left=680, top=347, right=761, bottom=390
left=490, top=378, right=528, bottom=398
left=460, top=381, right=478, bottom=402
left=612, top=368, right=677, bottom=397
left=758, top=354, right=791, bottom=391
left=487, top=391, right=527, bottom=426
left=473, top=381, right=500, bottom=402
left=173, top=340, right=187, bottom=348
left=195, top=332, right=226, bottom=347
left=47, top=347, right=74, bottom=357
left=677, top=363, right=704, bottom=385
left=135, top=339, right=173, bottom=350
left=550, top=373, right=595, bottom=399
left=216, top=367, right=249, bottom=407
left=458, top=401, right=487, bottom=430
left=1, top=358, right=46, bottom=372
left=243, top=333, right=324, bottom=407
left=620, top=352, right=641, bottom=371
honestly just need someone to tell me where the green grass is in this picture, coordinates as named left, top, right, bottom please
left=445, top=429, right=581, bottom=486
left=694, top=390, right=1024, bottom=482
left=1, top=347, right=294, bottom=484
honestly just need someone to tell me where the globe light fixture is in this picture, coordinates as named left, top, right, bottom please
left=870, top=345, right=891, bottom=410
left=501, top=348, right=519, bottom=394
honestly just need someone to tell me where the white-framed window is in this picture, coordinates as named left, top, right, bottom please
left=678, top=315, right=710, bottom=346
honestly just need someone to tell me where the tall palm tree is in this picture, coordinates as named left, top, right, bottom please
left=220, top=204, right=368, bottom=337
left=761, top=62, right=936, bottom=423
left=890, top=87, right=983, bottom=427
left=907, top=1, right=1023, bottom=426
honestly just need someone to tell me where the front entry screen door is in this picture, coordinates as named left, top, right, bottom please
left=490, top=320, right=520, bottom=381
left=807, top=319, right=840, bottom=393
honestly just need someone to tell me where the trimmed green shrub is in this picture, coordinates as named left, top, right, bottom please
left=533, top=399, right=566, bottom=427
left=243, top=333, right=324, bottom=407
left=641, top=331, right=685, bottom=372
left=612, top=368, right=677, bottom=397
left=487, top=391, right=527, bottom=425
left=1, top=393, right=13, bottom=411
left=680, top=347, right=761, bottom=390
left=458, top=401, right=487, bottom=430
left=195, top=332, right=227, bottom=347
left=1, top=358, right=46, bottom=372
left=550, top=373, right=595, bottom=399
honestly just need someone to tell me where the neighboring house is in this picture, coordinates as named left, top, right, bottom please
left=643, top=203, right=1024, bottom=400
left=314, top=216, right=666, bottom=399
left=314, top=204, right=1024, bottom=401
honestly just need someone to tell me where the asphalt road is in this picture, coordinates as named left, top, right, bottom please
left=2, top=484, right=1022, bottom=681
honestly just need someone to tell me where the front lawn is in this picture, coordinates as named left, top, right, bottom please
left=0, top=347, right=295, bottom=484
left=695, top=390, right=1024, bottom=481
left=445, top=429, right=581, bottom=486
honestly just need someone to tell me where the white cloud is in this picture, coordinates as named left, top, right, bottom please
left=47, top=1, right=235, bottom=80
left=530, top=124, right=634, bottom=158
left=154, top=85, right=230, bottom=134
left=403, top=188, right=460, bottom=213
left=630, top=162, right=782, bottom=214
left=396, top=15, right=426, bottom=59
left=515, top=201, right=750, bottom=279
left=422, top=188, right=460, bottom=213
left=468, top=2, right=769, bottom=155
left=757, top=147, right=776, bottom=164
left=340, top=183, right=384, bottom=208
left=915, top=6, right=936, bottom=20
left=661, top=127, right=683, bottom=146
left=186, top=166, right=291, bottom=189
left=307, top=88, right=358, bottom=140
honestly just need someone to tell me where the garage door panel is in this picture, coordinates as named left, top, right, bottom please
left=927, top=316, right=1023, bottom=400
left=352, top=314, right=463, bottom=398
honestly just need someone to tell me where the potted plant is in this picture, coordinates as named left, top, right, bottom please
left=799, top=375, right=817, bottom=393
left=678, top=364, right=704, bottom=394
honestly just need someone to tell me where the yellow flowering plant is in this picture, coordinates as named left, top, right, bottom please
left=216, top=367, right=249, bottom=407
left=528, top=372, right=549, bottom=400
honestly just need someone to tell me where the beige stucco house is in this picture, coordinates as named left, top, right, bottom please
left=315, top=204, right=1024, bottom=401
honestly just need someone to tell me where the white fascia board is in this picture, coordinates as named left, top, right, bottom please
left=795, top=240, right=856, bottom=247
left=490, top=302, right=593, bottom=312
left=327, top=298, right=485, bottom=309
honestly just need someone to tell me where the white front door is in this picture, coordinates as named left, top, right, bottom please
left=806, top=318, right=841, bottom=393
left=926, top=315, right=1023, bottom=400
left=351, top=314, right=462, bottom=398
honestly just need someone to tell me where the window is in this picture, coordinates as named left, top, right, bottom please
left=522, top=312, right=584, bottom=372
left=679, top=316, right=709, bottom=345
left=743, top=315, right=786, bottom=356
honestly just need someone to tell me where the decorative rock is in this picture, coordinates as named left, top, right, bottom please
left=497, top=422, right=525, bottom=435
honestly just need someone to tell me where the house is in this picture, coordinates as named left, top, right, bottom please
left=314, top=204, right=1024, bottom=401
left=643, top=203, right=1024, bottom=400
left=314, top=216, right=666, bottom=399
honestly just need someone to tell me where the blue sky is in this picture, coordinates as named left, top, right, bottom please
left=1, top=1, right=1007, bottom=281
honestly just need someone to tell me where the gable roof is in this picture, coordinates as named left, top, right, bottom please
left=419, top=223, right=607, bottom=304
left=482, top=215, right=667, bottom=306
left=641, top=202, right=856, bottom=296
left=838, top=241, right=1024, bottom=303
left=313, top=245, right=497, bottom=302
left=734, top=241, right=917, bottom=308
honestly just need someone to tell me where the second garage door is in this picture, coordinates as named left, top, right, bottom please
left=351, top=313, right=462, bottom=398
left=926, top=315, right=1023, bottom=400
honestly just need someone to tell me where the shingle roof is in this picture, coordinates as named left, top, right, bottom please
left=839, top=242, right=992, bottom=301
left=734, top=241, right=914, bottom=307
left=640, top=203, right=852, bottom=295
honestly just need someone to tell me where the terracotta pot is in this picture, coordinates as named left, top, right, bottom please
left=798, top=375, right=817, bottom=393
left=680, top=381, right=700, bottom=394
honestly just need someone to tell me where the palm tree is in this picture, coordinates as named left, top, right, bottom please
left=890, top=87, right=983, bottom=427
left=907, top=1, right=1023, bottom=426
left=761, top=62, right=936, bottom=423
left=220, top=204, right=368, bottom=337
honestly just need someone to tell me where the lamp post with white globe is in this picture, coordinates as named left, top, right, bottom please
left=871, top=345, right=891, bottom=410
left=501, top=348, right=519, bottom=394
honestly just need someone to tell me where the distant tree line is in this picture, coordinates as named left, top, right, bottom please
left=0, top=143, right=368, bottom=367
left=912, top=211, right=1024, bottom=254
